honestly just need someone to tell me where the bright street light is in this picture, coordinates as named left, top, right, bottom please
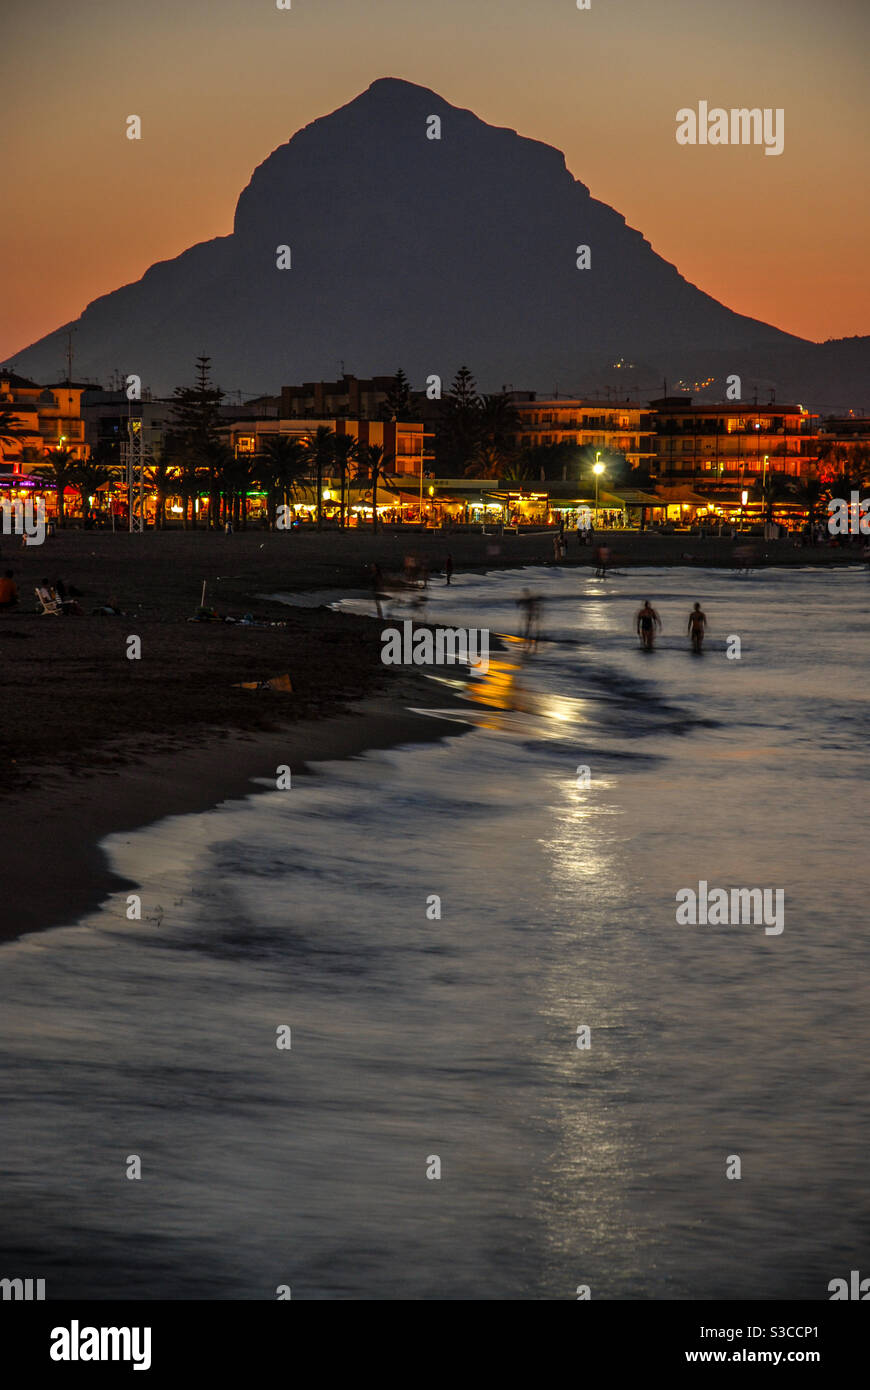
left=593, top=452, right=606, bottom=514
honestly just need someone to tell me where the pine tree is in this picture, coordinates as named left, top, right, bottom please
left=382, top=368, right=412, bottom=421
left=170, top=356, right=225, bottom=525
left=437, top=365, right=483, bottom=474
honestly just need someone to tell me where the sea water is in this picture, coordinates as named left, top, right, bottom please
left=1, top=565, right=868, bottom=1300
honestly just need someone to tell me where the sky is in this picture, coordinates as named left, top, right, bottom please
left=2, top=0, right=869, bottom=363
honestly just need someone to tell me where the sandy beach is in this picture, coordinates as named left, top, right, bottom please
left=0, top=526, right=861, bottom=945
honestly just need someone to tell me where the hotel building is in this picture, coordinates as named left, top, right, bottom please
left=651, top=397, right=818, bottom=486
left=511, top=396, right=657, bottom=472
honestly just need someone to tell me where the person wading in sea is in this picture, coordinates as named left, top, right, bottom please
left=636, top=599, right=662, bottom=650
left=688, top=601, right=708, bottom=652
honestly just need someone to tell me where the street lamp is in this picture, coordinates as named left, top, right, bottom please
left=741, top=487, right=748, bottom=532
left=593, top=452, right=605, bottom=518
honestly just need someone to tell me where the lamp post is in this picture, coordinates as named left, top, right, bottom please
left=593, top=453, right=605, bottom=521
left=741, top=488, right=748, bottom=533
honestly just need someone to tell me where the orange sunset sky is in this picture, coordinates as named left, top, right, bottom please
left=2, top=0, right=869, bottom=367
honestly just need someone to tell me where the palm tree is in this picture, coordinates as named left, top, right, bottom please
left=361, top=443, right=394, bottom=532
left=177, top=452, right=205, bottom=529
left=332, top=433, right=358, bottom=528
left=795, top=474, right=824, bottom=536
left=201, top=440, right=234, bottom=528
left=67, top=460, right=117, bottom=522
left=500, top=455, right=536, bottom=483
left=258, top=436, right=309, bottom=527
left=143, top=446, right=178, bottom=528
left=752, top=470, right=794, bottom=526
left=305, top=426, right=335, bottom=529
left=0, top=402, right=27, bottom=457
left=32, top=447, right=77, bottom=527
left=219, top=446, right=260, bottom=529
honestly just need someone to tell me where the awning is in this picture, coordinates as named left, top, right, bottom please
left=387, top=491, right=425, bottom=505
left=600, top=488, right=662, bottom=507
left=654, top=485, right=711, bottom=505
left=480, top=494, right=547, bottom=505
left=0, top=473, right=42, bottom=487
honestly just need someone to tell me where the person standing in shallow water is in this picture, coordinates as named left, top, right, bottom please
left=369, top=562, right=385, bottom=620
left=636, top=599, right=662, bottom=649
left=688, top=601, right=707, bottom=652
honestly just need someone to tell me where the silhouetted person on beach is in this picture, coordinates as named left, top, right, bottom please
left=517, top=588, right=542, bottom=651
left=444, top=553, right=453, bottom=585
left=688, top=602, right=707, bottom=652
left=636, top=600, right=661, bottom=649
left=594, top=544, right=610, bottom=577
left=369, top=562, right=385, bottom=620
left=0, top=570, right=18, bottom=609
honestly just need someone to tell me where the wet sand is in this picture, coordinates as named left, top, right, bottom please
left=0, top=689, right=469, bottom=945
left=0, top=526, right=859, bottom=944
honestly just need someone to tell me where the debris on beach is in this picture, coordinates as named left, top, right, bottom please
left=189, top=605, right=287, bottom=626
left=232, top=673, right=294, bottom=693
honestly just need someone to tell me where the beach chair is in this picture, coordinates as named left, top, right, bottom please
left=35, top=586, right=63, bottom=616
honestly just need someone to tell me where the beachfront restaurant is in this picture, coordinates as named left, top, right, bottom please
left=654, top=484, right=807, bottom=533
left=597, top=487, right=665, bottom=529
left=483, top=482, right=666, bottom=529
left=422, top=479, right=507, bottom=527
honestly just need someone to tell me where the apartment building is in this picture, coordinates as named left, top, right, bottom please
left=0, top=371, right=89, bottom=471
left=652, top=397, right=818, bottom=485
left=225, top=416, right=426, bottom=478
left=511, top=396, right=657, bottom=471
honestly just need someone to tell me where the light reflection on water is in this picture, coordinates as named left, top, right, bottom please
left=0, top=567, right=868, bottom=1299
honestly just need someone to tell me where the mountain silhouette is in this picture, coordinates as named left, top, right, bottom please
left=5, top=78, right=868, bottom=407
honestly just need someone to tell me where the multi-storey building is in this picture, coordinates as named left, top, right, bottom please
left=252, top=375, right=436, bottom=476
left=225, top=416, right=426, bottom=479
left=80, top=387, right=177, bottom=462
left=511, top=396, right=657, bottom=472
left=275, top=374, right=395, bottom=420
left=0, top=371, right=89, bottom=472
left=652, top=398, right=818, bottom=486
left=815, top=413, right=870, bottom=480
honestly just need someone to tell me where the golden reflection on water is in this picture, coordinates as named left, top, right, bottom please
left=525, top=688, right=638, bottom=1288
left=423, top=627, right=640, bottom=1283
left=443, top=634, right=598, bottom=733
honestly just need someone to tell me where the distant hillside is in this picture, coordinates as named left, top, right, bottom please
left=5, top=78, right=868, bottom=410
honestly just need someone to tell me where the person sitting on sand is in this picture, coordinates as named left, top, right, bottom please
left=92, top=596, right=125, bottom=616
left=0, top=569, right=18, bottom=609
left=636, top=600, right=662, bottom=649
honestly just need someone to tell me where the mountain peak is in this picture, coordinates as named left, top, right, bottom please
left=5, top=78, right=834, bottom=402
left=363, top=76, right=442, bottom=99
